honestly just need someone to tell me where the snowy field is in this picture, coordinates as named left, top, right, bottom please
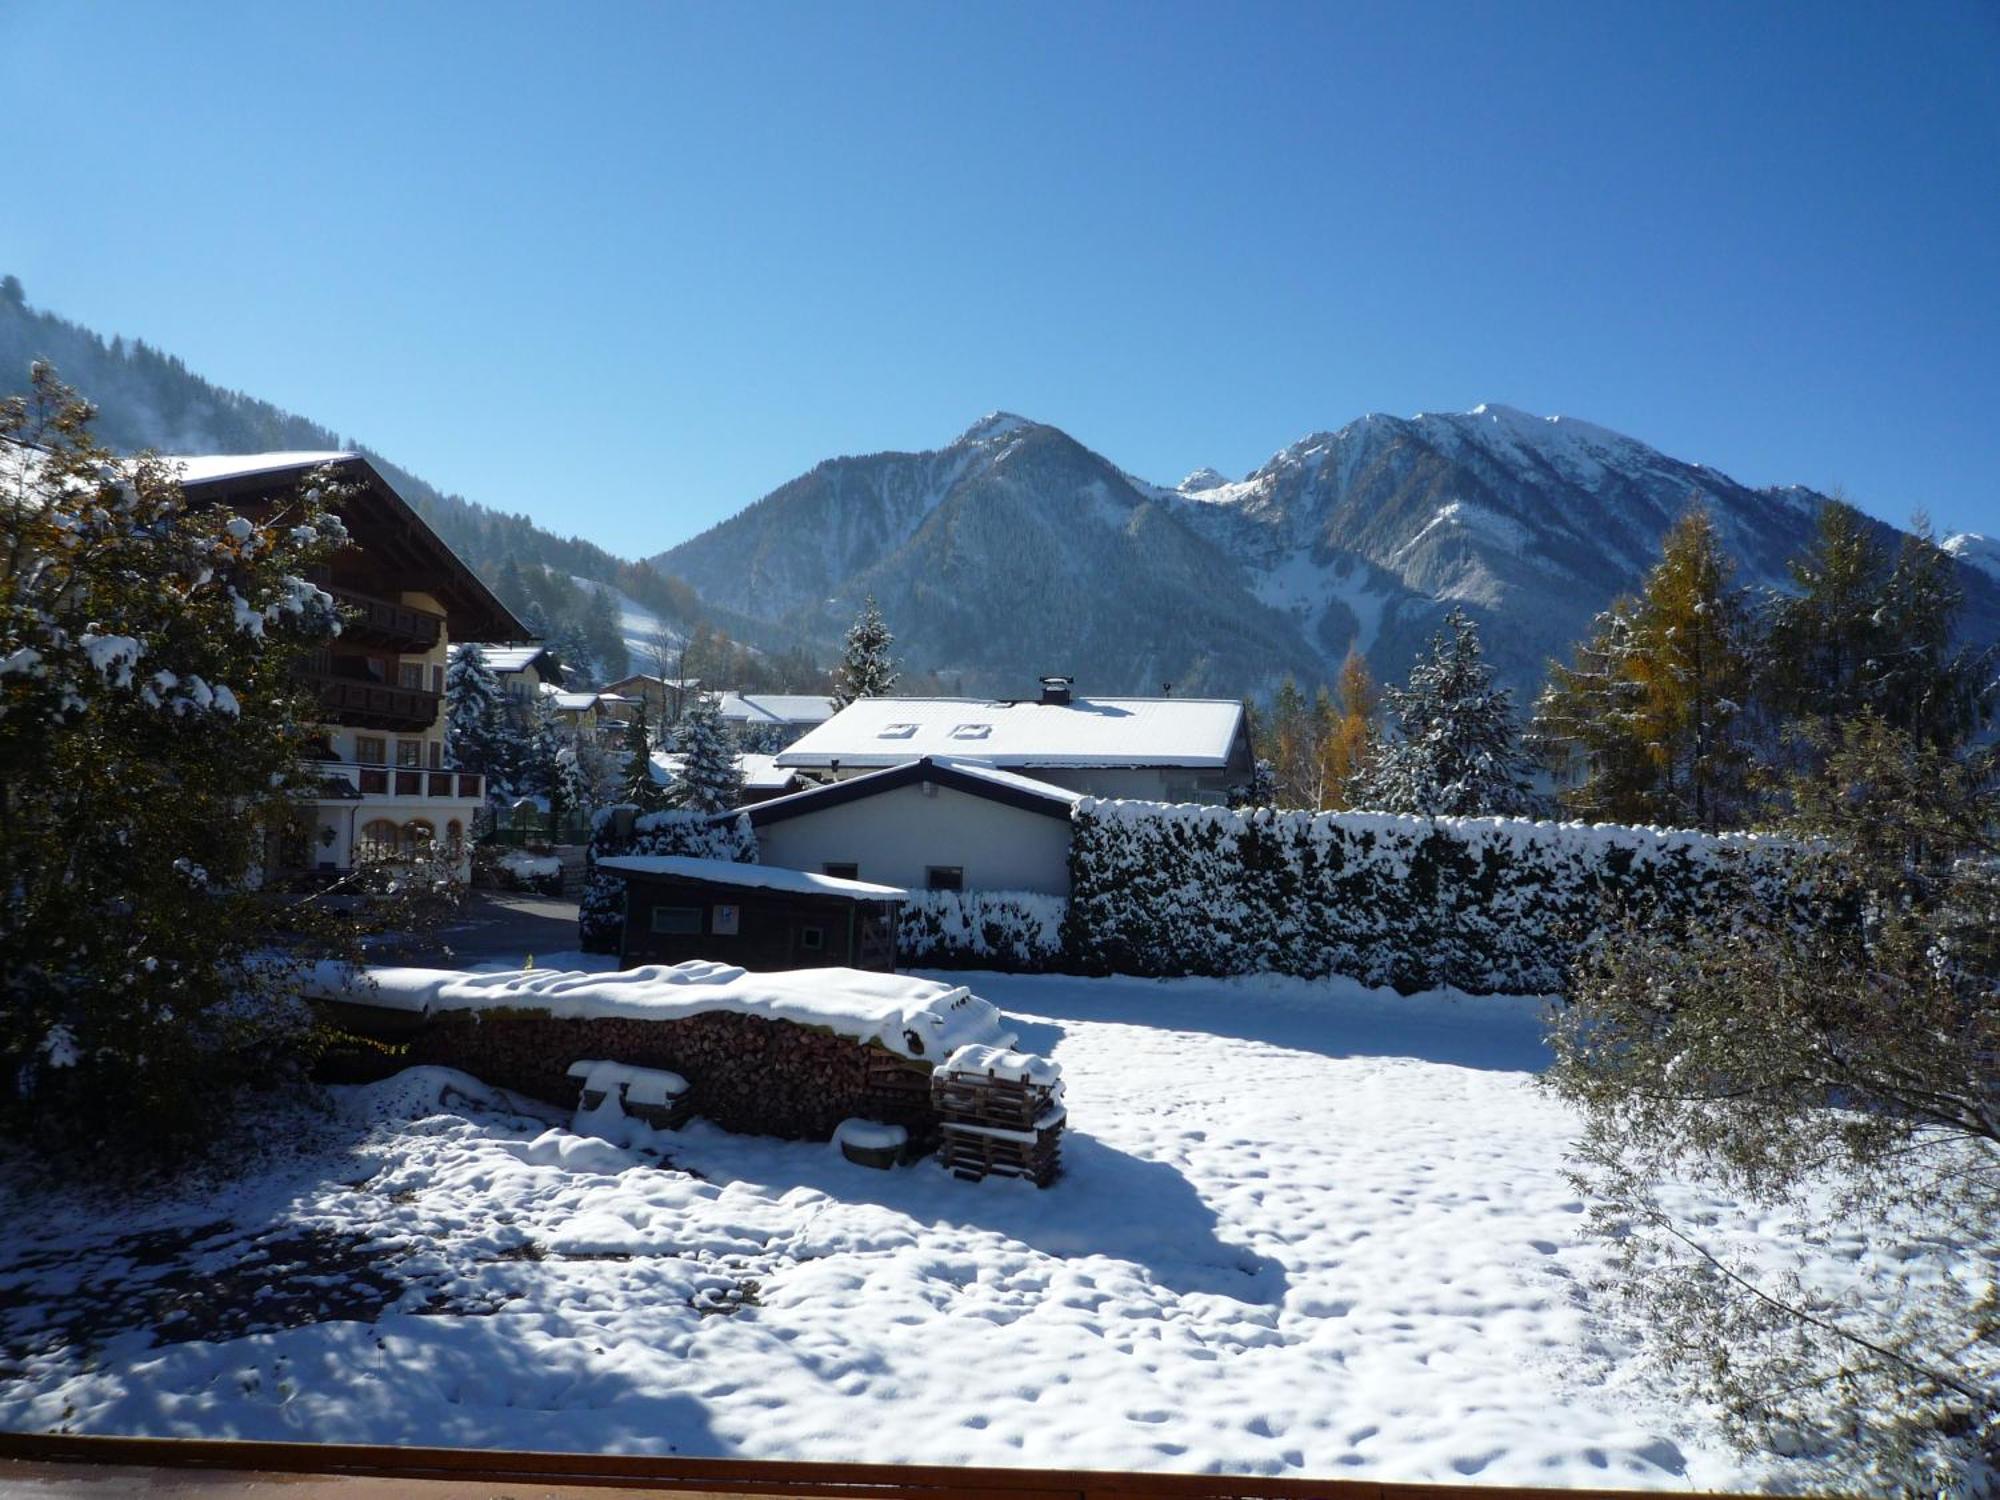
left=0, top=970, right=1871, bottom=1491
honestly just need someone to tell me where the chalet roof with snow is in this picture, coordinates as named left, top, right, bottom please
left=650, top=749, right=800, bottom=794
left=774, top=694, right=1249, bottom=771
left=741, top=756, right=1081, bottom=826
left=167, top=451, right=528, bottom=643
left=466, top=642, right=565, bottom=679
left=716, top=693, right=837, bottom=728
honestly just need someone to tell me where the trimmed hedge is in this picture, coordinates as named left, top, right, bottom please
left=898, top=889, right=1066, bottom=972
left=1062, top=799, right=1797, bottom=995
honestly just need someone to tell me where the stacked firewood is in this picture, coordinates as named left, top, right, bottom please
left=932, top=1044, right=1065, bottom=1187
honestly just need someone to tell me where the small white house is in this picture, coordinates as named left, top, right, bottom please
left=774, top=677, right=1253, bottom=804
left=742, top=756, right=1081, bottom=896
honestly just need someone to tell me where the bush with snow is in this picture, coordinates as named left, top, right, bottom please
left=898, top=889, right=1066, bottom=972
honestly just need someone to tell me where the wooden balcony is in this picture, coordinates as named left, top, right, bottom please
left=313, top=760, right=485, bottom=802
left=329, top=586, right=444, bottom=651
left=308, top=672, right=442, bottom=733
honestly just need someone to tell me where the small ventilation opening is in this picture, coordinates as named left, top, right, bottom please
left=1039, top=675, right=1074, bottom=706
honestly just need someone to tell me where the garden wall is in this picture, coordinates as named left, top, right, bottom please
left=1062, top=799, right=1799, bottom=995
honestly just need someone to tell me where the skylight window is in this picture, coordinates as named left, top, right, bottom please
left=949, top=723, right=992, bottom=740
left=877, top=723, right=919, bottom=739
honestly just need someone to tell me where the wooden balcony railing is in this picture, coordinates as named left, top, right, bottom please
left=308, top=673, right=441, bottom=733
left=328, top=586, right=444, bottom=650
left=313, top=760, right=484, bottom=801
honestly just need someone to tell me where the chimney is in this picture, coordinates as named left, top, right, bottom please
left=1039, top=675, right=1073, bottom=706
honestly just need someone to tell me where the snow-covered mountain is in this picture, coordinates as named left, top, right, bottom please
left=657, top=404, right=2000, bottom=700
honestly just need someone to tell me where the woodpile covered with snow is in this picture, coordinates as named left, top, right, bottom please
left=310, top=961, right=1013, bottom=1144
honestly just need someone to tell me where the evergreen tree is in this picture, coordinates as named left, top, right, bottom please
left=619, top=696, right=666, bottom=810
left=1872, top=517, right=1992, bottom=751
left=581, top=583, right=627, bottom=682
left=1266, top=676, right=1313, bottom=808
left=1321, top=649, right=1382, bottom=809
left=1762, top=500, right=1891, bottom=744
left=443, top=642, right=507, bottom=787
left=831, top=594, right=898, bottom=709
left=670, top=691, right=743, bottom=813
left=1534, top=507, right=1756, bottom=830
left=0, top=365, right=362, bottom=1159
left=492, top=554, right=531, bottom=616
left=1353, top=608, right=1533, bottom=816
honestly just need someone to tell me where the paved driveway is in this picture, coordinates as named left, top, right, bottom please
left=389, top=889, right=584, bottom=967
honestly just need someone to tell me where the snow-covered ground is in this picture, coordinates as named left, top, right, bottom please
left=0, top=971, right=1882, bottom=1489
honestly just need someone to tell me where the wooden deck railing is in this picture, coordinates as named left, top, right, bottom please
left=0, top=1432, right=1743, bottom=1499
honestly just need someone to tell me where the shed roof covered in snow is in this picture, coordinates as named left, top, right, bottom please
left=775, top=695, right=1248, bottom=770
left=595, top=854, right=908, bottom=899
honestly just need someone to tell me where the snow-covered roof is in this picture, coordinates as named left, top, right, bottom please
left=163, top=452, right=355, bottom=485
left=716, top=692, right=837, bottom=727
left=776, top=695, right=1246, bottom=770
left=596, top=854, right=907, bottom=899
left=651, top=750, right=799, bottom=793
left=547, top=691, right=602, bottom=712
left=310, top=959, right=1000, bottom=1061
left=465, top=643, right=556, bottom=674
left=742, top=755, right=1079, bottom=827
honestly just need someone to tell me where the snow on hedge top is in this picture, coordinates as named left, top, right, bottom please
left=312, top=959, right=1007, bottom=1061
left=776, top=694, right=1245, bottom=769
left=596, top=854, right=907, bottom=899
left=1077, top=795, right=1784, bottom=855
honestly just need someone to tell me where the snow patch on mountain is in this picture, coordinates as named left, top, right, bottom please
left=569, top=575, right=687, bottom=675
left=1944, top=532, right=2000, bottom=584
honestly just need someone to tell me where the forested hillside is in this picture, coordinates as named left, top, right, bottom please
left=0, top=277, right=824, bottom=687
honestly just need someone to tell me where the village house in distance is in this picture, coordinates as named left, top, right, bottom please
left=719, top=677, right=1253, bottom=896
left=174, top=452, right=529, bottom=880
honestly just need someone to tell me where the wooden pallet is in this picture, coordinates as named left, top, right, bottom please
left=933, top=1057, right=1065, bottom=1187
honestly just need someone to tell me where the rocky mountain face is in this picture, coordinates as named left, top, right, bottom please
left=659, top=404, right=2000, bottom=701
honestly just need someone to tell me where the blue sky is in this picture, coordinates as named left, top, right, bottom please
left=3, top=1, right=1997, bottom=555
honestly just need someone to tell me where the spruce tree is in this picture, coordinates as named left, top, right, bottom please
left=671, top=691, right=743, bottom=813
left=619, top=696, right=666, bottom=810
left=831, top=594, right=898, bottom=709
left=1353, top=608, right=1533, bottom=816
left=443, top=642, right=507, bottom=787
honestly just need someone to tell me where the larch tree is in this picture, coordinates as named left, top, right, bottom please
left=1351, top=608, right=1533, bottom=816
left=1320, top=648, right=1383, bottom=809
left=670, top=690, right=743, bottom=814
left=1533, top=506, right=1755, bottom=831
left=831, top=594, right=898, bottom=709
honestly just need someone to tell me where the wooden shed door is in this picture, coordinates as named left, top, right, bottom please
left=856, top=907, right=896, bottom=971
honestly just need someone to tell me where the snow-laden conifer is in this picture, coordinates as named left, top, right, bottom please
left=1353, top=608, right=1532, bottom=816
left=831, top=594, right=897, bottom=709
left=443, top=642, right=507, bottom=788
left=671, top=691, right=743, bottom=813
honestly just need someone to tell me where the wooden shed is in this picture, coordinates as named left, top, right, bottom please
left=595, top=855, right=906, bottom=971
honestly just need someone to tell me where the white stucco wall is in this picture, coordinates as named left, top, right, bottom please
left=754, top=781, right=1074, bottom=896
